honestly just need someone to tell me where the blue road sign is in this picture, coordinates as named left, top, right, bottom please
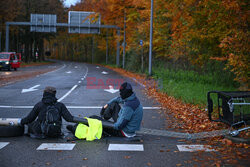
left=140, top=40, right=143, bottom=46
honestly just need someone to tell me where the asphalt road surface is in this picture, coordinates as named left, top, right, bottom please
left=0, top=61, right=246, bottom=167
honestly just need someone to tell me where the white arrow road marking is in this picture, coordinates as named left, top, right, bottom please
left=66, top=71, right=72, bottom=74
left=177, top=145, right=216, bottom=152
left=101, top=71, right=108, bottom=74
left=108, top=144, right=144, bottom=151
left=0, top=105, right=161, bottom=110
left=104, top=85, right=119, bottom=94
left=21, top=85, right=40, bottom=93
left=37, top=143, right=75, bottom=150
left=0, top=142, right=9, bottom=150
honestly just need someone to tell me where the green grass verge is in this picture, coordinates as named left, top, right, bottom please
left=153, top=67, right=237, bottom=106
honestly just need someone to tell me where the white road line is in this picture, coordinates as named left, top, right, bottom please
left=132, top=78, right=146, bottom=88
left=41, top=63, right=66, bottom=75
left=101, top=71, right=108, bottom=75
left=0, top=105, right=160, bottom=109
left=108, top=144, right=144, bottom=151
left=57, top=85, right=78, bottom=102
left=143, top=107, right=161, bottom=109
left=0, top=142, right=9, bottom=150
left=83, top=67, right=88, bottom=78
left=0, top=105, right=33, bottom=108
left=57, top=65, right=88, bottom=102
left=78, top=81, right=82, bottom=84
left=177, top=145, right=216, bottom=152
left=37, top=143, right=75, bottom=150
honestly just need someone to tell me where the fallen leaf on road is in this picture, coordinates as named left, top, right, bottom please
left=46, top=162, right=51, bottom=166
left=215, top=163, right=220, bottom=167
left=160, top=150, right=164, bottom=152
left=82, top=158, right=88, bottom=160
left=147, top=162, right=152, bottom=166
left=124, top=156, right=131, bottom=159
left=176, top=164, right=182, bottom=167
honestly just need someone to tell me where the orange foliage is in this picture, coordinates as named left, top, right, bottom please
left=63, top=0, right=249, bottom=87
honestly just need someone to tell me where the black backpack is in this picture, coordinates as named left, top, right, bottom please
left=41, top=104, right=62, bottom=137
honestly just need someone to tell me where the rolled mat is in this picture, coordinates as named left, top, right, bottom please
left=72, top=117, right=114, bottom=129
left=0, top=118, right=20, bottom=126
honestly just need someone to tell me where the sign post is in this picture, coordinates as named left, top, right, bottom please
left=149, top=0, right=154, bottom=75
left=140, top=40, right=144, bottom=72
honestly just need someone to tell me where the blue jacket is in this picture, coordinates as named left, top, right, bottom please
left=108, top=93, right=143, bottom=134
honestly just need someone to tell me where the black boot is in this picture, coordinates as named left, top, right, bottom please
left=66, top=125, right=76, bottom=134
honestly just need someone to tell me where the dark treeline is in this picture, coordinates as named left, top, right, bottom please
left=0, top=0, right=66, bottom=62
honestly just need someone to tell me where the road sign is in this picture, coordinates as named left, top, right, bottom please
left=68, top=11, right=101, bottom=34
left=30, top=14, right=56, bottom=32
left=140, top=40, right=143, bottom=46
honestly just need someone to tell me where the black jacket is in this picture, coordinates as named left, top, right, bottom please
left=21, top=92, right=74, bottom=125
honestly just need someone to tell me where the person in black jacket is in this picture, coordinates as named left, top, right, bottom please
left=19, top=86, right=74, bottom=138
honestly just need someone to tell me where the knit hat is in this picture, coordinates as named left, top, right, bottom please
left=119, top=82, right=133, bottom=99
left=44, top=86, right=56, bottom=95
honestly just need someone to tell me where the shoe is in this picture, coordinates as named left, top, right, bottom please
left=66, top=125, right=75, bottom=133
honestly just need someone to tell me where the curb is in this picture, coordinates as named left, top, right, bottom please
left=224, top=134, right=250, bottom=144
left=137, top=128, right=229, bottom=139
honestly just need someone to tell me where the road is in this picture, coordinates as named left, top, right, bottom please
left=0, top=61, right=246, bottom=167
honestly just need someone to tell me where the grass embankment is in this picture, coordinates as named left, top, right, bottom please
left=153, top=66, right=238, bottom=106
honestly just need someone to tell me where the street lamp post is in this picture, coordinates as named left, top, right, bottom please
left=149, top=0, right=153, bottom=75
left=123, top=10, right=126, bottom=69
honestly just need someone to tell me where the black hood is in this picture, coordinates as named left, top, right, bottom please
left=42, top=92, right=57, bottom=104
left=119, top=82, right=133, bottom=100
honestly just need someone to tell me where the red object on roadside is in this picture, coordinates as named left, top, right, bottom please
left=0, top=52, right=21, bottom=71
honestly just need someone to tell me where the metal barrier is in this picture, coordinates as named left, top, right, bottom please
left=207, top=91, right=250, bottom=128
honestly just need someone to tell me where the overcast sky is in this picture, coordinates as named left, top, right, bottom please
left=63, top=0, right=81, bottom=8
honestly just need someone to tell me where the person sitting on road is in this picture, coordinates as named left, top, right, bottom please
left=67, top=82, right=143, bottom=138
left=18, top=86, right=75, bottom=139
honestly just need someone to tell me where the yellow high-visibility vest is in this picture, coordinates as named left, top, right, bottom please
left=75, top=117, right=103, bottom=141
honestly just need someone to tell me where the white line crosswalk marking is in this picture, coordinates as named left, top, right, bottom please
left=108, top=144, right=144, bottom=151
left=37, top=143, right=76, bottom=150
left=0, top=142, right=9, bottom=150
left=177, top=145, right=216, bottom=152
